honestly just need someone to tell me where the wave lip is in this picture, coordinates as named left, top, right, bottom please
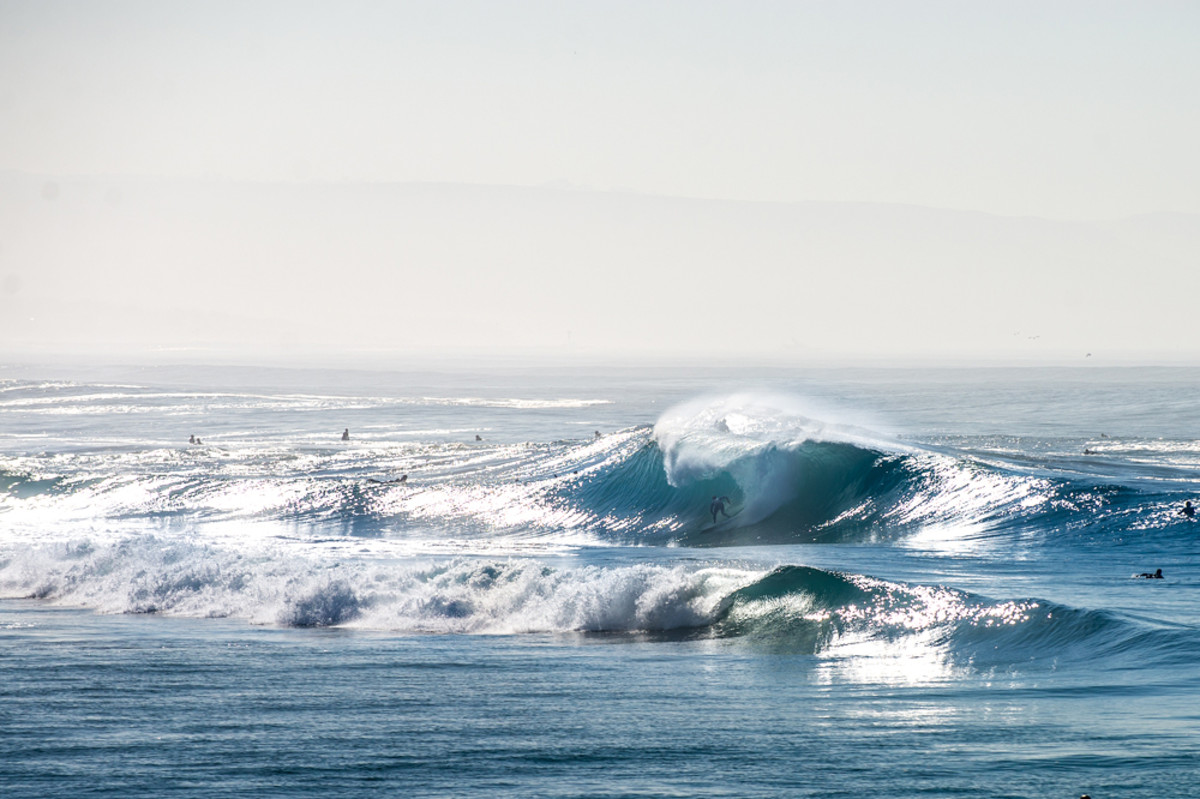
left=9, top=532, right=1180, bottom=665
left=564, top=393, right=914, bottom=544
left=9, top=385, right=1200, bottom=550
left=0, top=537, right=757, bottom=633
left=5, top=533, right=1191, bottom=674
left=652, top=394, right=910, bottom=535
left=713, top=566, right=1034, bottom=654
left=538, top=394, right=1049, bottom=546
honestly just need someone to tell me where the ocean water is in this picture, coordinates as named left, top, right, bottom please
left=3, top=364, right=1199, bottom=798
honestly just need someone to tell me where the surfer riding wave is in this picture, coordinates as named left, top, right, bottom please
left=710, top=495, right=732, bottom=524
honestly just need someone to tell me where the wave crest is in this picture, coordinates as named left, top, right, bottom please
left=5, top=540, right=1182, bottom=671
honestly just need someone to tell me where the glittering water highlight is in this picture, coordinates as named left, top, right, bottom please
left=3, top=365, right=1200, bottom=798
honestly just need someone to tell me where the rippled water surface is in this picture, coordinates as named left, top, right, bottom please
left=3, top=365, right=1200, bottom=798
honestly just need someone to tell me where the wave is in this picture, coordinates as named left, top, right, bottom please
left=4, top=392, right=1200, bottom=549
left=3, top=540, right=1187, bottom=672
left=559, top=394, right=1123, bottom=546
left=721, top=565, right=1195, bottom=674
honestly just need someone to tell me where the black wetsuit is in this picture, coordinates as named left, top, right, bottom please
left=710, top=496, right=731, bottom=524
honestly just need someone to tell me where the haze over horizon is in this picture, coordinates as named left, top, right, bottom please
left=2, top=1, right=1198, bottom=366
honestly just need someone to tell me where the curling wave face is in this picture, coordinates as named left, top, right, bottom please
left=561, top=394, right=1172, bottom=548
left=4, top=380, right=1200, bottom=681
left=3, top=391, right=1198, bottom=551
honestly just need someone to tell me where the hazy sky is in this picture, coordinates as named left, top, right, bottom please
left=4, top=0, right=1198, bottom=218
left=2, top=1, right=1199, bottom=363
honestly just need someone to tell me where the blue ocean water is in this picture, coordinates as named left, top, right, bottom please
left=3, top=364, right=1200, bottom=798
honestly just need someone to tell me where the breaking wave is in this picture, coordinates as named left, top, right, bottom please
left=2, top=541, right=1189, bottom=673
left=3, top=392, right=1197, bottom=549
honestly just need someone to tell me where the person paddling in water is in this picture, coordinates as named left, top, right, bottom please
left=710, top=495, right=732, bottom=524
left=1181, top=500, right=1195, bottom=519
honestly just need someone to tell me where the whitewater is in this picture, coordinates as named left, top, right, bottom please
left=3, top=364, right=1199, bottom=798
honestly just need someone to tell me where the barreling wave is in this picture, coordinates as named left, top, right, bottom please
left=4, top=392, right=1200, bottom=549
left=559, top=394, right=1197, bottom=547
left=558, top=437, right=918, bottom=544
left=551, top=393, right=961, bottom=545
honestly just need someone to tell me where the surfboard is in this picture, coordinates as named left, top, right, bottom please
left=701, top=506, right=743, bottom=532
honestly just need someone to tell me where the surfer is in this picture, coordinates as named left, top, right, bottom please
left=1181, top=500, right=1195, bottom=519
left=1137, top=569, right=1163, bottom=579
left=710, top=495, right=732, bottom=524
left=341, top=428, right=350, bottom=441
left=189, top=434, right=196, bottom=444
left=367, top=474, right=408, bottom=484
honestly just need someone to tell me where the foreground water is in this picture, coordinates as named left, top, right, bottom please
left=3, top=364, right=1199, bottom=798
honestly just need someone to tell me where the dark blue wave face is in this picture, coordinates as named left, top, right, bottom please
left=0, top=470, right=73, bottom=499
left=555, top=433, right=1200, bottom=550
left=4, top=377, right=1200, bottom=689
left=3, top=378, right=1199, bottom=557
left=6, top=427, right=1199, bottom=551
left=558, top=439, right=913, bottom=545
left=615, top=564, right=1200, bottom=670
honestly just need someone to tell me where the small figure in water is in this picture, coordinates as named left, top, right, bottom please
left=367, top=474, right=408, bottom=485
left=189, top=434, right=196, bottom=444
left=710, top=495, right=732, bottom=524
left=1137, top=569, right=1164, bottom=579
left=595, top=430, right=601, bottom=439
left=475, top=434, right=482, bottom=441
left=1181, top=500, right=1195, bottom=519
left=341, top=428, right=350, bottom=441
